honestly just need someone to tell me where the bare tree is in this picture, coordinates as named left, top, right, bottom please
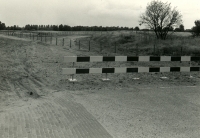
left=139, top=0, right=182, bottom=40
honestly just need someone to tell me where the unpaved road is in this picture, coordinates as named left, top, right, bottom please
left=72, top=85, right=200, bottom=138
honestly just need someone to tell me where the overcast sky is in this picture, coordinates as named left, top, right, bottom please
left=0, top=0, right=199, bottom=29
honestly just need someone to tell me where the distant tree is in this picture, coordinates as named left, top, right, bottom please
left=169, top=26, right=174, bottom=31
left=174, top=28, right=181, bottom=32
left=139, top=0, right=182, bottom=40
left=0, top=21, right=6, bottom=30
left=130, top=27, right=134, bottom=30
left=59, top=24, right=63, bottom=31
left=25, top=24, right=31, bottom=30
left=53, top=25, right=58, bottom=31
left=63, top=25, right=71, bottom=31
left=141, top=29, right=149, bottom=31
left=179, top=24, right=184, bottom=32
left=134, top=26, right=140, bottom=31
left=185, top=29, right=191, bottom=32
left=191, top=20, right=200, bottom=37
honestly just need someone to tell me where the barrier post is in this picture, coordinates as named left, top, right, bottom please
left=189, top=61, right=193, bottom=78
left=69, top=62, right=77, bottom=82
left=180, top=47, right=183, bottom=63
left=102, top=73, right=110, bottom=81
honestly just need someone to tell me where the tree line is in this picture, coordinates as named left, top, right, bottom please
left=24, top=24, right=134, bottom=31
left=0, top=22, right=134, bottom=31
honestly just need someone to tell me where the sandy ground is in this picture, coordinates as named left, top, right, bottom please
left=0, top=33, right=200, bottom=138
left=71, top=86, right=200, bottom=138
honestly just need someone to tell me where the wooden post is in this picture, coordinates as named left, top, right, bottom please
left=100, top=43, right=102, bottom=52
left=181, top=47, right=183, bottom=56
left=51, top=34, right=52, bottom=44
left=88, top=40, right=90, bottom=51
left=115, top=42, right=117, bottom=53
left=136, top=44, right=138, bottom=56
left=180, top=47, right=183, bottom=63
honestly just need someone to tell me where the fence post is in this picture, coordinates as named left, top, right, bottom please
left=51, top=34, right=52, bottom=44
left=100, top=43, right=102, bottom=52
left=136, top=44, right=138, bottom=56
left=115, top=42, right=117, bottom=53
left=181, top=47, right=183, bottom=56
left=88, top=40, right=90, bottom=51
left=79, top=40, right=80, bottom=49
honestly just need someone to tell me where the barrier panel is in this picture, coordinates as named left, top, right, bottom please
left=64, top=56, right=200, bottom=62
left=62, top=67, right=200, bottom=74
left=62, top=56, right=200, bottom=81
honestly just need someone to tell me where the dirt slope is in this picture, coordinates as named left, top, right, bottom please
left=0, top=34, right=199, bottom=106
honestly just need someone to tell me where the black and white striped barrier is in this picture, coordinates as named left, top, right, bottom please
left=64, top=56, right=200, bottom=62
left=62, top=67, right=200, bottom=74
left=63, top=56, right=200, bottom=81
